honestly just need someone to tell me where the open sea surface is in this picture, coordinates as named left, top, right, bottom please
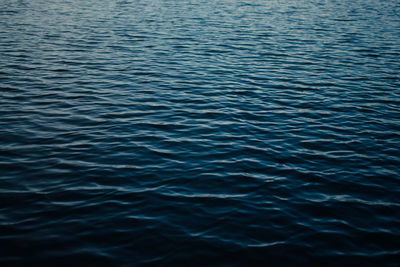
left=1, top=0, right=400, bottom=265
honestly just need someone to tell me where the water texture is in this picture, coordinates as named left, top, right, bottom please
left=1, top=0, right=400, bottom=265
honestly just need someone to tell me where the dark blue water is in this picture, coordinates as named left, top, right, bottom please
left=1, top=0, right=400, bottom=265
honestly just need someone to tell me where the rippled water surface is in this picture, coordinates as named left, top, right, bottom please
left=1, top=0, right=400, bottom=265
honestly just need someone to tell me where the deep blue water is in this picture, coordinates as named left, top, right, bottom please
left=1, top=0, right=400, bottom=265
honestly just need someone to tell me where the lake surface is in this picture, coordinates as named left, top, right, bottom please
left=1, top=0, right=399, bottom=265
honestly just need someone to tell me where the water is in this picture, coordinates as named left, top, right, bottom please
left=1, top=0, right=400, bottom=265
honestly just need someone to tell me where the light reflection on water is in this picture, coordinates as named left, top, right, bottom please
left=0, top=0, right=400, bottom=265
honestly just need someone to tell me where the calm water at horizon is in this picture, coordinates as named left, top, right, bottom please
left=1, top=0, right=400, bottom=265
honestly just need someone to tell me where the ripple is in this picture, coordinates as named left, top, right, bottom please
left=1, top=0, right=400, bottom=265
